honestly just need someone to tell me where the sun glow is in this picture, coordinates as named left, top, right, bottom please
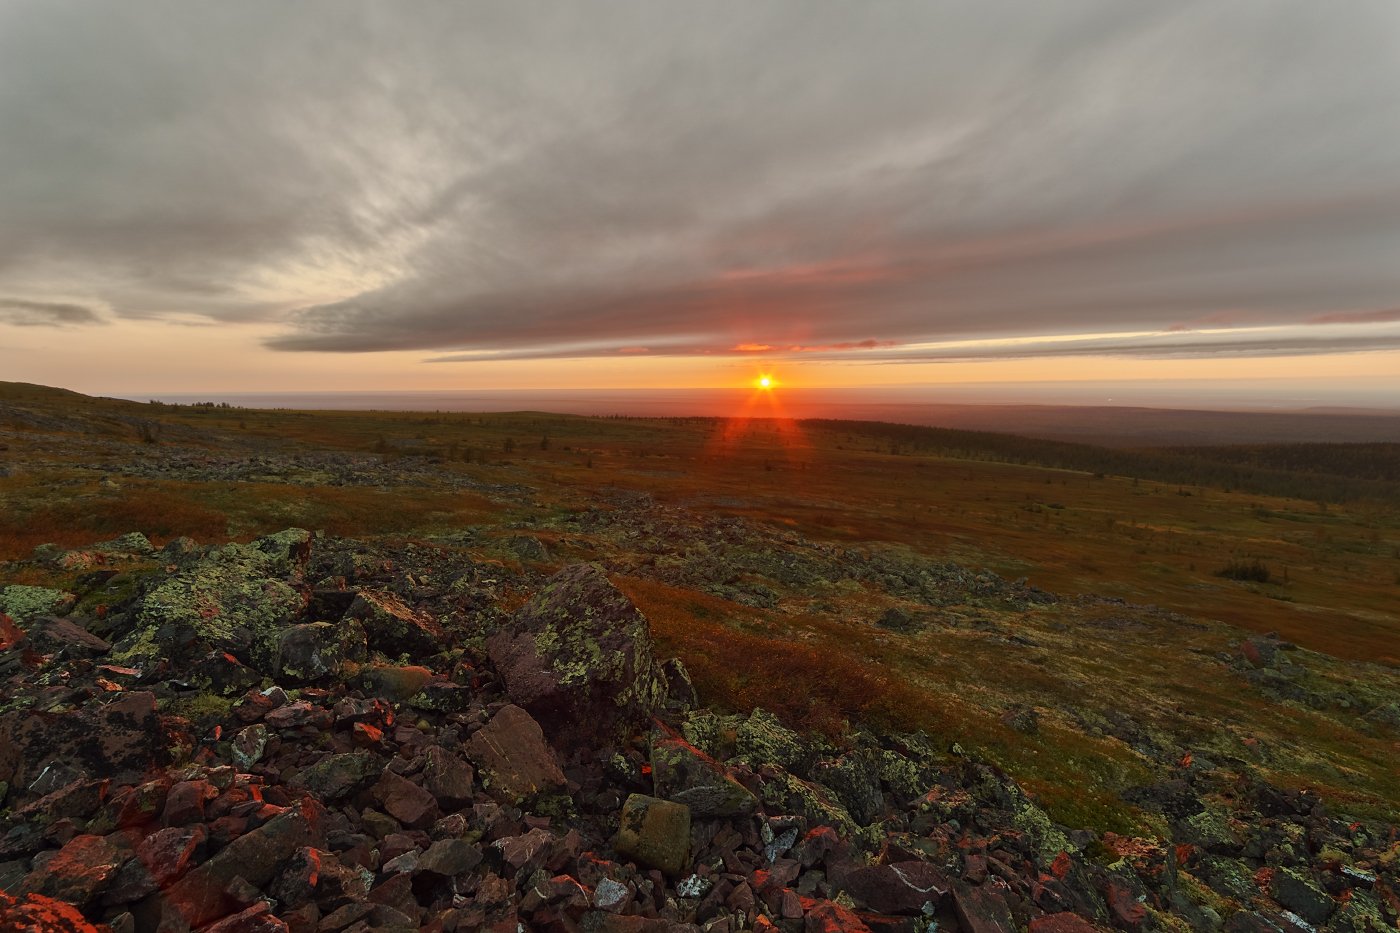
left=756, top=374, right=774, bottom=390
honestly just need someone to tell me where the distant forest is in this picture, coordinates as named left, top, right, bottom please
left=802, top=419, right=1400, bottom=505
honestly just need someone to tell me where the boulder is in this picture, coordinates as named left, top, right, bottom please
left=466, top=704, right=567, bottom=804
left=486, top=564, right=667, bottom=753
left=838, top=861, right=950, bottom=915
left=274, top=620, right=366, bottom=684
left=614, top=794, right=691, bottom=877
left=0, top=585, right=75, bottom=622
left=345, top=591, right=446, bottom=658
left=111, top=530, right=311, bottom=671
left=650, top=732, right=757, bottom=818
left=0, top=691, right=165, bottom=793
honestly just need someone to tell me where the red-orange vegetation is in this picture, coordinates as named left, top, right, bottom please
left=616, top=574, right=941, bottom=738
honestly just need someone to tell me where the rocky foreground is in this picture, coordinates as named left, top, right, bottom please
left=0, top=530, right=1396, bottom=932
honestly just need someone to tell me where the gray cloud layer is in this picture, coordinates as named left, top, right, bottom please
left=0, top=298, right=104, bottom=327
left=2, top=1, right=1399, bottom=361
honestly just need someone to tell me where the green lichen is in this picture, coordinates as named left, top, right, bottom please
left=735, top=708, right=811, bottom=772
left=680, top=710, right=742, bottom=760
left=0, top=585, right=75, bottom=621
left=113, top=530, right=308, bottom=666
left=758, top=768, right=858, bottom=839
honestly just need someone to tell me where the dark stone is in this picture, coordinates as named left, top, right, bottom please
left=466, top=704, right=567, bottom=804
left=840, top=861, right=951, bottom=914
left=288, top=751, right=383, bottom=801
left=953, top=882, right=1017, bottom=933
left=18, top=834, right=128, bottom=908
left=0, top=691, right=165, bottom=795
left=346, top=591, right=446, bottom=658
left=417, top=838, right=484, bottom=876
left=422, top=746, right=474, bottom=810
left=486, top=564, right=667, bottom=754
left=372, top=772, right=440, bottom=829
left=1271, top=867, right=1335, bottom=926
left=614, top=794, right=691, bottom=877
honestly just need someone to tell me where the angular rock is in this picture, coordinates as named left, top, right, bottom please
left=274, top=620, right=366, bottom=684
left=422, top=746, right=474, bottom=810
left=0, top=691, right=165, bottom=793
left=288, top=751, right=382, bottom=801
left=650, top=732, right=757, bottom=818
left=417, top=838, right=484, bottom=876
left=156, top=799, right=323, bottom=929
left=614, top=794, right=691, bottom=877
left=1271, top=867, right=1334, bottom=926
left=466, top=704, right=567, bottom=803
left=346, top=591, right=446, bottom=658
left=486, top=563, right=667, bottom=753
left=839, top=861, right=951, bottom=915
left=953, top=882, right=1017, bottom=933
left=18, top=833, right=128, bottom=908
left=21, top=616, right=111, bottom=657
left=372, top=771, right=439, bottom=829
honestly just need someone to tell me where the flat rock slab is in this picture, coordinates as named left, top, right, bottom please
left=0, top=690, right=165, bottom=792
left=466, top=704, right=567, bottom=803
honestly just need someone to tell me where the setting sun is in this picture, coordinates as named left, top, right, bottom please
left=757, top=374, right=774, bottom=389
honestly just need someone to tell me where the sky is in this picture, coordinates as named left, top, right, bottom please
left=2, top=1, right=1400, bottom=405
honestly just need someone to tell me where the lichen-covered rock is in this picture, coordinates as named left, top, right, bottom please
left=275, top=619, right=367, bottom=684
left=92, top=531, right=154, bottom=555
left=649, top=731, right=757, bottom=818
left=486, top=563, right=667, bottom=753
left=759, top=768, right=858, bottom=839
left=811, top=750, right=885, bottom=826
left=614, top=794, right=691, bottom=876
left=735, top=708, right=816, bottom=774
left=112, top=529, right=311, bottom=670
left=0, top=585, right=75, bottom=622
left=346, top=590, right=446, bottom=658
left=289, top=751, right=383, bottom=800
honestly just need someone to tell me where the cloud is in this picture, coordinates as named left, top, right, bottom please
left=3, top=2, right=1400, bottom=364
left=0, top=298, right=104, bottom=327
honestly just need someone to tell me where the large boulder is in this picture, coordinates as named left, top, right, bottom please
left=274, top=619, right=367, bottom=684
left=0, top=691, right=167, bottom=795
left=486, top=564, right=667, bottom=752
left=111, top=529, right=311, bottom=672
left=649, top=731, right=757, bottom=818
